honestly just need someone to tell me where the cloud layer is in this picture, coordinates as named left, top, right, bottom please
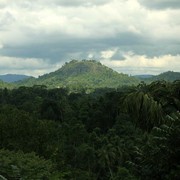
left=101, top=53, right=180, bottom=75
left=138, top=0, right=180, bottom=9
left=0, top=56, right=63, bottom=77
left=0, top=0, right=179, bottom=76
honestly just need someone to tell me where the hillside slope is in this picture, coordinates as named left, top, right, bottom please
left=0, top=80, right=13, bottom=89
left=135, top=71, right=180, bottom=83
left=17, top=60, right=139, bottom=90
left=151, top=71, right=180, bottom=82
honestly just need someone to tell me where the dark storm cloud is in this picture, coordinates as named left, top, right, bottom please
left=0, top=31, right=148, bottom=61
left=1, top=30, right=179, bottom=63
left=138, top=0, right=180, bottom=9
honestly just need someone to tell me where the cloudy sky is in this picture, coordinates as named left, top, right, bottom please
left=0, top=0, right=180, bottom=76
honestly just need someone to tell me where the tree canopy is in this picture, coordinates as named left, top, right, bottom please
left=0, top=80, right=179, bottom=179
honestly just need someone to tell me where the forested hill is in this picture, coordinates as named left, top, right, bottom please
left=0, top=74, right=31, bottom=83
left=135, top=71, right=180, bottom=82
left=151, top=71, right=180, bottom=81
left=17, top=60, right=139, bottom=90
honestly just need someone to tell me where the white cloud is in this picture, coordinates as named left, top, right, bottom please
left=1, top=0, right=179, bottom=42
left=0, top=0, right=111, bottom=8
left=0, top=0, right=179, bottom=76
left=0, top=56, right=63, bottom=77
left=101, top=49, right=117, bottom=59
left=101, top=53, right=180, bottom=75
left=88, top=53, right=94, bottom=59
left=0, top=43, right=3, bottom=49
left=0, top=0, right=179, bottom=47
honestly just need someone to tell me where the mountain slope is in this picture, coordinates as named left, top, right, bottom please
left=134, top=71, right=180, bottom=83
left=0, top=80, right=13, bottom=89
left=17, top=60, right=139, bottom=89
left=0, top=74, right=31, bottom=83
left=151, top=71, right=180, bottom=82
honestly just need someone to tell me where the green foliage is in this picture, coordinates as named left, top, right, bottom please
left=128, top=112, right=180, bottom=179
left=151, top=71, right=180, bottom=82
left=0, top=149, right=54, bottom=179
left=0, top=105, right=59, bottom=156
left=16, top=60, right=139, bottom=91
left=0, top=80, right=14, bottom=89
left=0, top=80, right=179, bottom=179
left=114, top=167, right=137, bottom=180
left=136, top=71, right=180, bottom=83
left=123, top=91, right=164, bottom=131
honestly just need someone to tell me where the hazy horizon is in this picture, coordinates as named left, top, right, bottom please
left=0, top=59, right=179, bottom=78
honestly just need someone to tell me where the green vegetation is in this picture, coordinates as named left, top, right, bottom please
left=16, top=60, right=139, bottom=90
left=0, top=80, right=179, bottom=179
left=0, top=80, right=13, bottom=89
left=151, top=71, right=180, bottom=81
left=0, top=149, right=54, bottom=179
left=136, top=71, right=180, bottom=83
left=1, top=60, right=179, bottom=92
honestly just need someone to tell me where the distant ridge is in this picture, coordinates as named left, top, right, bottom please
left=134, top=74, right=154, bottom=79
left=151, top=71, right=180, bottom=82
left=0, top=74, right=32, bottom=83
left=134, top=71, right=180, bottom=82
left=17, top=60, right=139, bottom=89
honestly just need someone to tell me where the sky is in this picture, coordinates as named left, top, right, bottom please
left=0, top=0, right=180, bottom=77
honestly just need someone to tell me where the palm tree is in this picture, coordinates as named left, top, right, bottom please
left=128, top=111, right=180, bottom=179
left=123, top=90, right=164, bottom=131
left=97, top=143, right=117, bottom=179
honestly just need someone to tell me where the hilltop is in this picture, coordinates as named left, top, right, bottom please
left=17, top=60, right=139, bottom=90
left=2, top=61, right=179, bottom=90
